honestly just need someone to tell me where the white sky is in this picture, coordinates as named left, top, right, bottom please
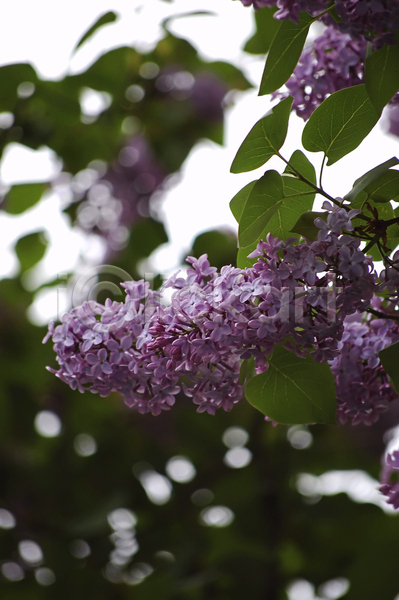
left=0, top=0, right=398, bottom=324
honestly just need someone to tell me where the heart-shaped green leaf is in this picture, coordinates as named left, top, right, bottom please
left=302, top=85, right=379, bottom=166
left=245, top=344, right=337, bottom=424
left=230, top=97, right=293, bottom=173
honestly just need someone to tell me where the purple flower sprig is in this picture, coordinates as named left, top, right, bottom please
left=329, top=313, right=399, bottom=425
left=45, top=202, right=379, bottom=416
left=240, top=0, right=399, bottom=48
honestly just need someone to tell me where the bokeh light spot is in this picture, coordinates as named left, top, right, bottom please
left=223, top=446, right=252, bottom=469
left=125, top=85, right=145, bottom=103
left=165, top=456, right=196, bottom=483
left=74, top=433, right=97, bottom=457
left=18, top=540, right=43, bottom=565
left=123, top=562, right=153, bottom=585
left=1, top=562, right=24, bottom=581
left=287, top=426, right=313, bottom=450
left=17, top=82, right=35, bottom=98
left=70, top=539, right=91, bottom=559
left=107, top=508, right=137, bottom=531
left=222, top=426, right=249, bottom=448
left=35, top=567, right=56, bottom=586
left=34, top=410, right=62, bottom=438
left=318, top=577, right=350, bottom=599
left=286, top=579, right=314, bottom=600
left=200, top=506, right=234, bottom=528
left=191, top=488, right=214, bottom=507
left=0, top=112, right=14, bottom=129
left=0, top=508, right=16, bottom=529
left=80, top=87, right=112, bottom=117
left=139, top=62, right=160, bottom=79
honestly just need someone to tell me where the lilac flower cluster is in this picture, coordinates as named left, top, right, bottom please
left=273, top=25, right=399, bottom=119
left=274, top=26, right=366, bottom=119
left=380, top=450, right=399, bottom=509
left=239, top=0, right=330, bottom=20
left=45, top=201, right=377, bottom=416
left=333, top=0, right=399, bottom=48
left=380, top=251, right=399, bottom=302
left=239, top=0, right=399, bottom=47
left=387, top=105, right=399, bottom=138
left=329, top=312, right=399, bottom=425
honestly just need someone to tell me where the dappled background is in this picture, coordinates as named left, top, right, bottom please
left=1, top=2, right=399, bottom=599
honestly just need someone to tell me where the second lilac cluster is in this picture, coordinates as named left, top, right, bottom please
left=330, top=313, right=399, bottom=425
left=274, top=26, right=366, bottom=119
left=274, top=26, right=399, bottom=119
left=239, top=0, right=330, bottom=20
left=240, top=0, right=399, bottom=47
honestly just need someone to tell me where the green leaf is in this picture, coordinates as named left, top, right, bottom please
left=0, top=63, right=38, bottom=112
left=243, top=6, right=280, bottom=55
left=290, top=211, right=326, bottom=240
left=239, top=170, right=285, bottom=247
left=302, top=84, right=379, bottom=166
left=230, top=97, right=293, bottom=173
left=283, top=149, right=316, bottom=186
left=365, top=35, right=399, bottom=114
left=162, top=10, right=217, bottom=30
left=267, top=175, right=315, bottom=240
left=344, top=157, right=399, bottom=202
left=363, top=170, right=399, bottom=203
left=328, top=5, right=343, bottom=22
left=127, top=218, right=168, bottom=261
left=191, top=229, right=238, bottom=270
left=259, top=12, right=313, bottom=96
left=245, top=344, right=337, bottom=424
left=266, top=150, right=317, bottom=239
left=230, top=181, right=256, bottom=223
left=380, top=341, right=399, bottom=394
left=2, top=183, right=46, bottom=215
left=15, top=231, right=47, bottom=272
left=236, top=153, right=315, bottom=246
left=237, top=244, right=258, bottom=268
left=73, top=11, right=118, bottom=53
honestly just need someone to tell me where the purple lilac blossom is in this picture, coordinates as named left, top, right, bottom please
left=273, top=26, right=399, bottom=119
left=380, top=450, right=399, bottom=509
left=386, top=105, right=399, bottom=138
left=329, top=312, right=399, bottom=425
left=240, top=0, right=399, bottom=47
left=45, top=201, right=378, bottom=416
left=380, top=250, right=399, bottom=301
left=333, top=0, right=399, bottom=48
left=239, top=0, right=330, bottom=20
left=273, top=26, right=366, bottom=119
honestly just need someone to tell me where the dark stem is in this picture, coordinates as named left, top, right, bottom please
left=366, top=308, right=399, bottom=321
